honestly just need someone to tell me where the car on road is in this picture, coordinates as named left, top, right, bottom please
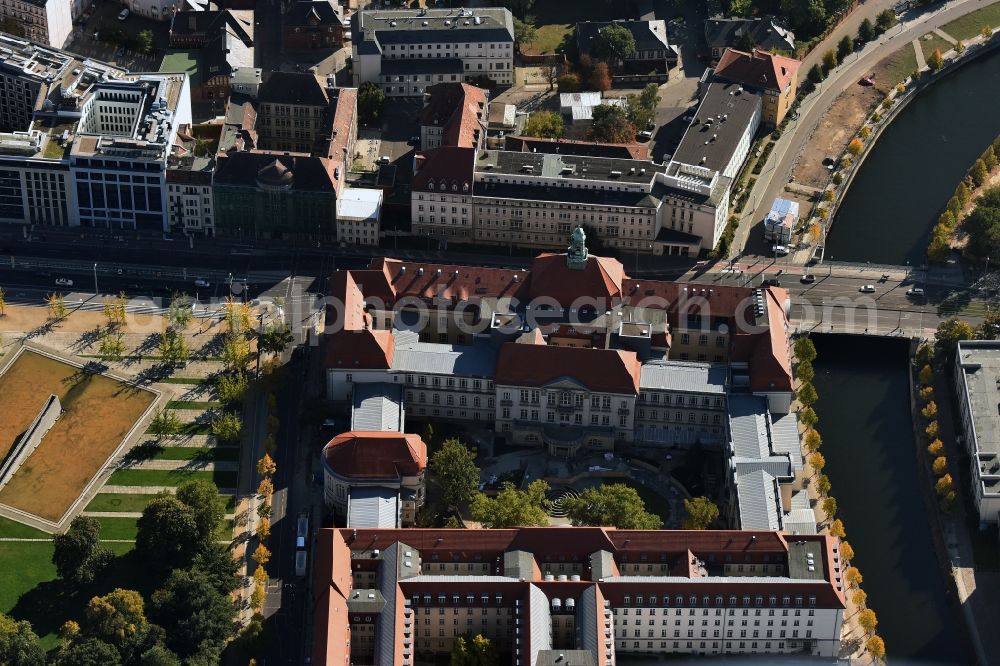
left=772, top=245, right=789, bottom=256
left=194, top=278, right=210, bottom=287
left=859, top=284, right=876, bottom=293
left=907, top=287, right=925, bottom=296
left=762, top=278, right=781, bottom=287
left=117, top=8, right=129, bottom=20
left=637, top=130, right=653, bottom=141
left=800, top=274, right=816, bottom=284
left=377, top=155, right=391, bottom=165
left=55, top=278, right=73, bottom=287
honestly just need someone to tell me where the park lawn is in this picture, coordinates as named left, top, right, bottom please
left=918, top=32, right=953, bottom=61
left=86, top=492, right=236, bottom=512
left=129, top=446, right=240, bottom=463
left=166, top=400, right=222, bottom=410
left=93, top=516, right=139, bottom=541
left=106, top=468, right=238, bottom=488
left=157, top=377, right=208, bottom=385
left=145, top=420, right=212, bottom=435
left=526, top=24, right=572, bottom=54
left=0, top=516, right=50, bottom=539
left=873, top=43, right=918, bottom=91
left=942, top=3, right=1000, bottom=41
left=0, top=541, right=56, bottom=619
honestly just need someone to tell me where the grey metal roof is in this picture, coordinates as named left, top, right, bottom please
left=590, top=550, right=616, bottom=580
left=735, top=469, right=781, bottom=531
left=375, top=542, right=400, bottom=666
left=503, top=549, right=535, bottom=580
left=639, top=361, right=728, bottom=394
left=576, top=585, right=601, bottom=659
left=528, top=584, right=553, bottom=664
left=347, top=486, right=399, bottom=528
left=671, top=81, right=760, bottom=172
left=770, top=410, right=803, bottom=473
left=728, top=395, right=771, bottom=459
left=351, top=382, right=405, bottom=432
left=391, top=340, right=497, bottom=377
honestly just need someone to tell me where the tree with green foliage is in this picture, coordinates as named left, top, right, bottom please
left=221, top=332, right=250, bottom=370
left=858, top=17, right=876, bottom=43
left=430, top=438, right=480, bottom=508
left=625, top=83, right=661, bottom=133
left=936, top=316, right=976, bottom=355
left=53, top=637, right=123, bottom=666
left=358, top=82, right=385, bottom=126
left=167, top=292, right=192, bottom=328
left=985, top=146, right=999, bottom=171
left=159, top=327, right=189, bottom=365
left=797, top=359, right=815, bottom=383
left=800, top=406, right=818, bottom=429
left=137, top=30, right=154, bottom=55
left=469, top=480, right=550, bottom=528
left=53, top=516, right=113, bottom=587
left=512, top=17, right=536, bottom=52
left=807, top=63, right=824, bottom=84
left=450, top=633, right=499, bottom=666
left=780, top=0, right=827, bottom=38
left=589, top=104, right=635, bottom=144
left=816, top=475, right=832, bottom=495
left=797, top=382, right=818, bottom=407
left=215, top=371, right=248, bottom=404
left=0, top=613, right=46, bottom=666
left=97, top=330, right=126, bottom=362
left=965, top=186, right=1000, bottom=258
left=837, top=34, right=853, bottom=61
left=48, top=292, right=67, bottom=319
left=136, top=496, right=202, bottom=570
left=556, top=74, right=581, bottom=92
left=84, top=588, right=159, bottom=664
left=561, top=483, right=663, bottom=529
left=876, top=9, right=897, bottom=33
left=591, top=23, right=636, bottom=64
left=794, top=336, right=817, bottom=363
left=522, top=111, right=564, bottom=139
left=977, top=312, right=1000, bottom=340
left=253, top=322, right=294, bottom=359
left=149, top=407, right=181, bottom=439
left=150, top=569, right=235, bottom=661
left=190, top=543, right=240, bottom=596
left=970, top=159, right=989, bottom=188
left=681, top=496, right=719, bottom=530
left=821, top=496, right=837, bottom=519
left=210, top=410, right=242, bottom=444
left=177, top=479, right=225, bottom=542
left=139, top=645, right=182, bottom=666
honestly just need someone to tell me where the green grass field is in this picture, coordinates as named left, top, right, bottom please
left=85, top=492, right=236, bottom=513
left=528, top=24, right=572, bottom=54
left=93, top=516, right=139, bottom=541
left=0, top=541, right=56, bottom=621
left=521, top=0, right=621, bottom=54
left=918, top=32, right=954, bottom=61
left=157, top=377, right=209, bottom=385
left=128, top=445, right=239, bottom=463
left=941, top=3, right=1000, bottom=41
left=107, top=468, right=238, bottom=488
left=0, top=516, right=50, bottom=539
left=874, top=44, right=918, bottom=91
left=144, top=421, right=212, bottom=436
left=165, top=400, right=222, bottom=410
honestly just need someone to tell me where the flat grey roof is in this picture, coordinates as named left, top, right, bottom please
left=735, top=469, right=781, bottom=531
left=476, top=149, right=659, bottom=185
left=351, top=382, right=404, bottom=432
left=347, top=588, right=386, bottom=613
left=639, top=361, right=728, bottom=394
left=391, top=340, right=497, bottom=377
left=671, top=81, right=760, bottom=172
left=787, top=540, right=826, bottom=581
left=348, top=486, right=399, bottom=528
left=958, top=341, right=1000, bottom=459
left=354, top=7, right=513, bottom=43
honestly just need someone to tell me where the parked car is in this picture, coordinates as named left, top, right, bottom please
left=637, top=130, right=653, bottom=141
left=859, top=284, right=876, bottom=293
left=194, top=278, right=210, bottom=287
left=117, top=8, right=129, bottom=20
left=800, top=274, right=816, bottom=284
left=907, top=287, right=925, bottom=296
left=772, top=245, right=789, bottom=256
left=377, top=155, right=391, bottom=165
left=55, top=278, right=73, bottom=287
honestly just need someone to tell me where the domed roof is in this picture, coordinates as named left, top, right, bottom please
left=256, top=158, right=294, bottom=188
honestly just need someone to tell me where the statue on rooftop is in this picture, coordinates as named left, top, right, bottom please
left=567, top=226, right=588, bottom=270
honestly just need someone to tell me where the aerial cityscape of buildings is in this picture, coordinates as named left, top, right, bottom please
left=0, top=0, right=999, bottom=665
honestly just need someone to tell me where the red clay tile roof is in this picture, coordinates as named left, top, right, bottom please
left=365, top=258, right=529, bottom=303
left=324, top=328, right=394, bottom=370
left=714, top=48, right=800, bottom=92
left=528, top=253, right=625, bottom=308
left=419, top=82, right=487, bottom=148
left=322, top=431, right=427, bottom=479
left=494, top=343, right=641, bottom=394
left=410, top=146, right=475, bottom=192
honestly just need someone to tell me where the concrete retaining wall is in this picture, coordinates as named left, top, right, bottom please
left=0, top=394, right=61, bottom=492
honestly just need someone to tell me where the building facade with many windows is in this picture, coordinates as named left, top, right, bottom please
left=312, top=528, right=847, bottom=665
left=351, top=7, right=514, bottom=97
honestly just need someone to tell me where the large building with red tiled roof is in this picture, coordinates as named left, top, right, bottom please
left=418, top=82, right=488, bottom=150
left=712, top=48, right=800, bottom=127
left=321, top=432, right=427, bottom=527
left=312, top=527, right=847, bottom=665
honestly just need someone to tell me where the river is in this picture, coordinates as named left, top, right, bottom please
left=826, top=47, right=1000, bottom=266
left=811, top=335, right=970, bottom=663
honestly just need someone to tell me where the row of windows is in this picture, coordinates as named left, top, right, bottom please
left=618, top=594, right=817, bottom=608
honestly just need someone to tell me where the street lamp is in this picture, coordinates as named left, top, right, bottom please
left=93, top=263, right=98, bottom=296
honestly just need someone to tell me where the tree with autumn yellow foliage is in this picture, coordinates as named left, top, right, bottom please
left=810, top=451, right=826, bottom=474
left=829, top=518, right=846, bottom=538
left=867, top=634, right=886, bottom=659
left=858, top=608, right=878, bottom=633
left=841, top=541, right=855, bottom=562
left=252, top=544, right=271, bottom=567
left=846, top=567, right=863, bottom=587
left=256, top=454, right=276, bottom=478
left=851, top=588, right=866, bottom=608
left=847, top=138, right=864, bottom=156
left=927, top=439, right=944, bottom=457
left=932, top=456, right=948, bottom=476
